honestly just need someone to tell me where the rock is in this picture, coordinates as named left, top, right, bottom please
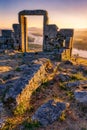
left=0, top=78, right=4, bottom=84
left=0, top=102, right=7, bottom=129
left=2, top=72, right=14, bottom=80
left=32, top=100, right=68, bottom=126
left=0, top=84, right=6, bottom=96
left=65, top=80, right=87, bottom=90
left=74, top=90, right=87, bottom=108
left=18, top=64, right=29, bottom=71
left=64, top=60, right=73, bottom=65
left=77, top=65, right=85, bottom=72
left=4, top=59, right=54, bottom=111
left=58, top=73, right=71, bottom=82
left=66, top=81, right=80, bottom=89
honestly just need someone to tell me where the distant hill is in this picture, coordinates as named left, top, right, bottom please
left=73, top=29, right=87, bottom=50
left=28, top=27, right=43, bottom=36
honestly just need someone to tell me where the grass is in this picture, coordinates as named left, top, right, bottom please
left=59, top=111, right=66, bottom=121
left=2, top=119, right=15, bottom=130
left=59, top=82, right=67, bottom=90
left=14, top=103, right=26, bottom=115
left=66, top=91, right=74, bottom=100
left=81, top=128, right=87, bottom=130
left=15, top=67, right=21, bottom=72
left=32, top=80, right=49, bottom=95
left=23, top=119, right=41, bottom=130
left=71, top=72, right=86, bottom=81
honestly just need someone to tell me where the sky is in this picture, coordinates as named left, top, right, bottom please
left=0, top=0, right=87, bottom=29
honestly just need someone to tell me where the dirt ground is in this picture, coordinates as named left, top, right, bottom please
left=0, top=51, right=87, bottom=130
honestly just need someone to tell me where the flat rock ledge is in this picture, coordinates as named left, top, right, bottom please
left=66, top=80, right=87, bottom=90
left=4, top=58, right=54, bottom=110
left=32, top=100, right=69, bottom=126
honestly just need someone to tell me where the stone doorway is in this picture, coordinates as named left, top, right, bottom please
left=19, top=10, right=49, bottom=52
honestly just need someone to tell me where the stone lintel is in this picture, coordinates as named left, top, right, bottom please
left=19, top=10, right=48, bottom=16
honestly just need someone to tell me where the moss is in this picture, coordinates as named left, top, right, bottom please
left=59, top=82, right=67, bottom=90
left=66, top=91, right=74, bottom=100
left=59, top=111, right=66, bottom=121
left=71, top=73, right=86, bottom=81
left=15, top=67, right=21, bottom=72
left=14, top=103, right=26, bottom=115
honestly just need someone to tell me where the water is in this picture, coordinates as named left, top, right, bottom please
left=72, top=48, right=87, bottom=58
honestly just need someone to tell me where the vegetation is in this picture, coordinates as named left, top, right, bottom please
left=71, top=72, right=86, bottom=81
left=15, top=67, right=21, bottom=72
left=59, top=111, right=66, bottom=121
left=14, top=103, right=26, bottom=115
left=23, top=119, right=41, bottom=130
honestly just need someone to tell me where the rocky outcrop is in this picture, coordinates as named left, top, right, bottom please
left=4, top=58, right=54, bottom=111
left=32, top=100, right=69, bottom=126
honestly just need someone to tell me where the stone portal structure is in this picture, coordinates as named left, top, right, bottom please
left=19, top=10, right=49, bottom=52
left=18, top=9, right=74, bottom=60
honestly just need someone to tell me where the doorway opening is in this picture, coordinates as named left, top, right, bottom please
left=27, top=16, right=43, bottom=52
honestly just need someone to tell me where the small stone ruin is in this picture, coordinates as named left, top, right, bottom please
left=0, top=9, right=74, bottom=61
left=0, top=24, right=21, bottom=50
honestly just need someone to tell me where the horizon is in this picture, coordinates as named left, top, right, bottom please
left=1, top=27, right=87, bottom=31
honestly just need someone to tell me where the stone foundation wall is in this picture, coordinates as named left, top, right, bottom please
left=4, top=58, right=54, bottom=111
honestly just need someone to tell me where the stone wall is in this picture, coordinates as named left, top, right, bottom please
left=12, top=24, right=21, bottom=50
left=0, top=25, right=21, bottom=50
left=0, top=30, right=14, bottom=49
left=2, top=30, right=12, bottom=38
left=44, top=25, right=74, bottom=60
left=4, top=58, right=54, bottom=111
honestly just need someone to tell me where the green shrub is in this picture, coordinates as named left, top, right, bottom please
left=15, top=67, right=21, bottom=72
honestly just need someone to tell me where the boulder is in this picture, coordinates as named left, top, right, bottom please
left=65, top=80, right=87, bottom=90
left=32, top=100, right=68, bottom=126
left=74, top=90, right=87, bottom=107
left=58, top=73, right=71, bottom=82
